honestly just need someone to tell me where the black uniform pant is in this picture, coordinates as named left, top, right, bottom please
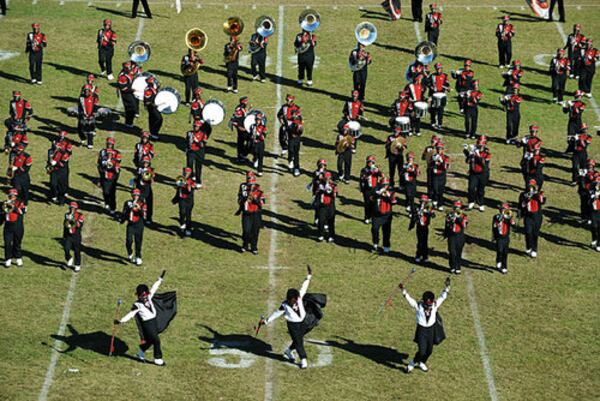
left=78, top=117, right=96, bottom=146
left=0, top=0, right=6, bottom=15
left=178, top=199, right=193, bottom=229
left=467, top=172, right=487, bottom=205
left=524, top=213, right=542, bottom=252
left=101, top=178, right=117, bottom=211
left=353, top=69, right=368, bottom=101
left=252, top=141, right=265, bottom=174
left=140, top=318, right=162, bottom=359
left=337, top=151, right=352, bottom=180
left=121, top=92, right=137, bottom=125
left=126, top=222, right=144, bottom=258
left=572, top=150, right=587, bottom=182
left=414, top=325, right=434, bottom=364
left=64, top=233, right=82, bottom=266
left=591, top=212, right=600, bottom=243
left=497, top=40, right=512, bottom=66
left=132, top=0, right=152, bottom=18
left=447, top=232, right=465, bottom=271
left=372, top=213, right=392, bottom=248
left=147, top=106, right=163, bottom=137
left=506, top=110, right=520, bottom=140
left=236, top=129, right=248, bottom=159
left=429, top=173, right=446, bottom=206
left=549, top=0, right=565, bottom=21
left=427, top=29, right=439, bottom=45
left=405, top=182, right=417, bottom=214
left=297, top=52, right=314, bottom=82
left=12, top=175, right=30, bottom=205
left=184, top=73, right=199, bottom=104
left=287, top=320, right=310, bottom=359
left=362, top=190, right=374, bottom=220
left=251, top=51, right=266, bottom=80
left=28, top=51, right=43, bottom=82
left=50, top=167, right=69, bottom=204
left=186, top=148, right=206, bottom=184
left=430, top=96, right=447, bottom=126
left=226, top=61, right=239, bottom=90
left=579, top=191, right=591, bottom=221
left=551, top=74, right=567, bottom=101
left=416, top=225, right=429, bottom=259
left=411, top=0, right=423, bottom=21
left=138, top=185, right=153, bottom=222
left=242, top=212, right=261, bottom=251
left=98, top=46, right=114, bottom=75
left=524, top=170, right=544, bottom=192
left=317, top=204, right=336, bottom=238
left=288, top=137, right=301, bottom=171
left=464, top=107, right=478, bottom=138
left=579, top=67, right=595, bottom=93
left=4, top=223, right=24, bottom=260
left=495, top=236, right=509, bottom=269
left=567, top=117, right=582, bottom=136
left=278, top=125, right=288, bottom=151
left=411, top=116, right=421, bottom=136
left=388, top=155, right=403, bottom=188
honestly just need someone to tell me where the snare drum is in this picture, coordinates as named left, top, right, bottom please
left=132, top=72, right=158, bottom=101
left=414, top=101, right=428, bottom=118
left=95, top=107, right=111, bottom=119
left=347, top=120, right=362, bottom=138
left=202, top=99, right=226, bottom=125
left=432, top=92, right=446, bottom=109
left=154, top=87, right=180, bottom=114
left=395, top=116, right=411, bottom=133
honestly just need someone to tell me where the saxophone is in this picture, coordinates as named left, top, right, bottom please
left=64, top=213, right=76, bottom=230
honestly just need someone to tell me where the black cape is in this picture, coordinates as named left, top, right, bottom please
left=413, top=312, right=446, bottom=346
left=135, top=291, right=177, bottom=342
left=302, top=293, right=327, bottom=331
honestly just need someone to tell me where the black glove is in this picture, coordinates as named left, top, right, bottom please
left=113, top=319, right=120, bottom=325
left=307, top=264, right=312, bottom=275
left=398, top=282, right=404, bottom=290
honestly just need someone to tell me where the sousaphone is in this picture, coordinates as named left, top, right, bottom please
left=128, top=40, right=152, bottom=64
left=223, top=16, right=245, bottom=36
left=299, top=9, right=320, bottom=32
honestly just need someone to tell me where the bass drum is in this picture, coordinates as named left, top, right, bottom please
left=347, top=119, right=362, bottom=138
left=132, top=72, right=158, bottom=100
left=243, top=109, right=266, bottom=132
left=202, top=99, right=226, bottom=125
left=154, top=87, right=180, bottom=114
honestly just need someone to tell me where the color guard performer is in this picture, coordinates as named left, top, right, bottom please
left=500, top=83, right=522, bottom=143
left=550, top=48, right=570, bottom=103
left=249, top=112, right=267, bottom=177
left=464, top=136, right=491, bottom=211
left=428, top=142, right=448, bottom=210
left=133, top=131, right=154, bottom=168
left=571, top=123, right=592, bottom=183
left=7, top=90, right=33, bottom=129
left=315, top=171, right=337, bottom=242
left=1, top=188, right=26, bottom=267
left=239, top=176, right=265, bottom=254
left=519, top=180, right=545, bottom=258
left=47, top=130, right=72, bottom=205
left=424, top=3, right=442, bottom=45
left=445, top=200, right=468, bottom=274
left=97, top=137, right=121, bottom=216
left=249, top=30, right=268, bottom=82
left=563, top=90, right=586, bottom=137
left=8, top=144, right=32, bottom=205
left=590, top=177, right=600, bottom=251
left=230, top=96, right=250, bottom=162
left=428, top=63, right=450, bottom=129
left=461, top=79, right=482, bottom=139
left=117, top=62, right=138, bottom=127
left=63, top=202, right=84, bottom=272
left=26, top=23, right=47, bottom=85
left=134, top=156, right=155, bottom=224
left=335, top=124, right=355, bottom=183
left=411, top=195, right=435, bottom=263
left=359, top=156, right=383, bottom=224
left=120, top=188, right=147, bottom=265
left=349, top=43, right=372, bottom=101
left=382, top=0, right=402, bottom=21
left=402, top=152, right=420, bottom=215
left=579, top=39, right=598, bottom=97
left=492, top=203, right=515, bottom=274
left=224, top=36, right=242, bottom=93
left=371, top=177, right=397, bottom=254
left=295, top=29, right=317, bottom=87
left=143, top=76, right=162, bottom=140
left=189, top=88, right=205, bottom=122
left=496, top=15, right=515, bottom=68
left=173, top=167, right=195, bottom=237
left=181, top=49, right=203, bottom=105
left=186, top=119, right=212, bottom=188
left=97, top=19, right=117, bottom=80
left=277, top=94, right=301, bottom=156
left=78, top=84, right=99, bottom=149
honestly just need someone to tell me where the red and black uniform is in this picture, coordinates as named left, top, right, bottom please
left=454, top=69, right=475, bottom=93
left=340, top=97, right=364, bottom=128
left=427, top=151, right=449, bottom=208
left=425, top=10, right=443, bottom=45
left=63, top=211, right=84, bottom=267
left=428, top=71, right=450, bottom=126
left=230, top=101, right=249, bottom=160
left=311, top=165, right=328, bottom=222
left=349, top=45, right=372, bottom=101
left=406, top=79, right=426, bottom=136
left=501, top=92, right=522, bottom=141
left=4, top=125, right=28, bottom=153
left=295, top=31, right=317, bottom=84
left=287, top=116, right=304, bottom=173
left=563, top=98, right=586, bottom=136
left=120, top=198, right=147, bottom=260
left=571, top=132, right=592, bottom=182
left=413, top=201, right=435, bottom=261
left=48, top=136, right=72, bottom=204
left=8, top=97, right=33, bottom=127
left=26, top=28, right=47, bottom=83
left=359, top=164, right=382, bottom=222
left=371, top=185, right=396, bottom=250
left=78, top=91, right=99, bottom=146
left=1, top=199, right=26, bottom=261
left=519, top=189, right=545, bottom=254
left=224, top=38, right=242, bottom=91
left=117, top=65, right=137, bottom=126
left=181, top=51, right=202, bottom=104
left=186, top=123, right=212, bottom=186
left=97, top=23, right=117, bottom=76
left=133, top=137, right=154, bottom=168
left=445, top=210, right=468, bottom=273
left=564, top=31, right=584, bottom=77
left=240, top=185, right=265, bottom=253
left=502, top=66, right=524, bottom=93
left=249, top=33, right=268, bottom=81
left=190, top=94, right=205, bottom=122
left=590, top=184, right=600, bottom=246
left=315, top=179, right=337, bottom=240
left=465, top=145, right=491, bottom=206
left=9, top=150, right=32, bottom=205
left=277, top=102, right=301, bottom=152
left=462, top=89, right=482, bottom=138
left=144, top=82, right=163, bottom=138
left=250, top=120, right=267, bottom=175
left=496, top=20, right=515, bottom=66
left=492, top=211, right=515, bottom=272
left=173, top=176, right=195, bottom=232
left=401, top=159, right=420, bottom=214
left=97, top=147, right=121, bottom=213
left=389, top=95, right=412, bottom=130
left=135, top=166, right=155, bottom=223
left=579, top=45, right=599, bottom=94
left=336, top=132, right=355, bottom=182
left=385, top=133, right=406, bottom=188
left=579, top=167, right=598, bottom=222
left=523, top=151, right=545, bottom=190
left=550, top=53, right=570, bottom=102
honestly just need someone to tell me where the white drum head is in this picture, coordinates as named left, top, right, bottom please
left=243, top=113, right=256, bottom=132
left=132, top=72, right=155, bottom=100
left=433, top=92, right=446, bottom=99
left=396, top=116, right=410, bottom=124
left=155, top=87, right=180, bottom=114
left=202, top=100, right=225, bottom=125
left=414, top=101, right=428, bottom=110
left=348, top=120, right=361, bottom=131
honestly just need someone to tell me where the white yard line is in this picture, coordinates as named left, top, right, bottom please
left=263, top=6, right=284, bottom=401
left=413, top=21, right=423, bottom=43
left=37, top=18, right=145, bottom=401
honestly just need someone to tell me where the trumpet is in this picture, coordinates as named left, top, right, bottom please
left=175, top=175, right=186, bottom=187
left=502, top=209, right=513, bottom=219
left=2, top=200, right=14, bottom=214
left=64, top=213, right=76, bottom=230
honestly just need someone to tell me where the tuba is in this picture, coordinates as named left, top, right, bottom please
left=355, top=22, right=377, bottom=46
left=128, top=40, right=152, bottom=64
left=299, top=9, right=320, bottom=32
left=414, top=40, right=438, bottom=65
left=182, top=28, right=207, bottom=76
left=249, top=16, right=276, bottom=54
left=223, top=16, right=244, bottom=37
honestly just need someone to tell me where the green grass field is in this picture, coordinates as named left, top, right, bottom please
left=0, top=1, right=599, bottom=400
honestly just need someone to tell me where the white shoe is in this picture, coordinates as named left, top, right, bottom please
left=288, top=161, right=294, bottom=169
left=415, top=257, right=422, bottom=263
left=37, top=81, right=42, bottom=85
left=501, top=268, right=507, bottom=274
left=328, top=237, right=334, bottom=243
left=596, top=246, right=600, bottom=252
left=227, top=86, right=232, bottom=92
left=294, top=169, right=300, bottom=177
left=74, top=265, right=81, bottom=272
left=496, top=262, right=502, bottom=269
left=185, top=230, right=192, bottom=237
left=257, top=172, right=263, bottom=177
left=100, top=71, right=107, bottom=77
left=233, top=89, right=239, bottom=94
left=525, top=249, right=532, bottom=256
left=406, top=360, right=415, bottom=373
left=479, top=205, right=485, bottom=212
left=281, top=149, right=288, bottom=155
left=364, top=219, right=370, bottom=224
left=300, top=358, right=308, bottom=369
left=586, top=93, right=592, bottom=98
left=4, top=259, right=11, bottom=267
left=253, top=75, right=259, bottom=81
left=405, top=206, right=411, bottom=212
left=31, top=79, right=37, bottom=84
left=531, top=251, right=537, bottom=258
left=372, top=244, right=378, bottom=252
left=306, top=80, right=313, bottom=87
left=437, top=206, right=444, bottom=211
left=107, top=74, right=114, bottom=80
left=383, top=247, right=390, bottom=254
left=468, top=202, right=475, bottom=210
left=51, top=197, right=58, bottom=203
left=418, top=362, right=429, bottom=372
left=318, top=236, right=324, bottom=242
left=128, top=254, right=135, bottom=262
left=253, top=160, right=259, bottom=168
left=16, top=258, right=23, bottom=267
left=67, top=257, right=74, bottom=267
left=196, top=183, right=202, bottom=189
left=592, top=240, right=598, bottom=247
left=154, top=358, right=165, bottom=366
left=284, top=348, right=296, bottom=363
left=136, top=258, right=143, bottom=266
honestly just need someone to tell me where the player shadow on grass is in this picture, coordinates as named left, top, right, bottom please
left=326, top=336, right=408, bottom=370
left=48, top=238, right=129, bottom=265
left=197, top=324, right=288, bottom=363
left=499, top=10, right=546, bottom=23
left=359, top=8, right=394, bottom=22
left=93, top=6, right=134, bottom=18
left=151, top=69, right=225, bottom=93
left=188, top=219, right=242, bottom=251
left=31, top=114, right=72, bottom=133
left=47, top=62, right=91, bottom=78
left=21, top=250, right=65, bottom=269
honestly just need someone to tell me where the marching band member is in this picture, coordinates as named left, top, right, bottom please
left=564, top=24, right=584, bottom=78
left=422, top=135, right=441, bottom=193
left=224, top=36, right=242, bottom=93
left=349, top=42, right=372, bottom=101
left=428, top=142, right=448, bottom=211
left=464, top=136, right=491, bottom=211
left=371, top=177, right=396, bottom=254
left=579, top=39, right=598, bottom=97
left=277, top=94, right=301, bottom=156
left=516, top=124, right=543, bottom=175
left=385, top=127, right=407, bottom=189
left=181, top=49, right=203, bottom=105
left=97, top=19, right=117, bottom=80
left=131, top=0, right=152, bottom=19
left=402, top=152, right=420, bottom=215
left=496, top=15, right=515, bottom=68
left=382, top=0, right=402, bottom=21
left=47, top=130, right=72, bottom=205
left=548, top=0, right=565, bottom=22
left=63, top=202, right=84, bottom=272
left=492, top=203, right=515, bottom=274
left=231, top=96, right=250, bottom=162
left=311, top=159, right=328, bottom=224
left=315, top=171, right=337, bottom=242
left=81, top=74, right=100, bottom=101
left=120, top=188, right=147, bottom=265
left=26, top=23, right=47, bottom=85
left=135, top=156, right=155, bottom=225
left=4, top=121, right=29, bottom=153
left=522, top=147, right=545, bottom=191
left=590, top=177, right=600, bottom=251
left=428, top=63, right=450, bottom=129
left=287, top=114, right=304, bottom=177
left=339, top=90, right=364, bottom=135
left=411, top=0, right=423, bottom=22
left=550, top=48, right=570, bottom=103
left=453, top=59, right=475, bottom=94
left=424, top=3, right=442, bottom=45
left=500, top=83, right=522, bottom=143
left=389, top=90, right=411, bottom=129
left=401, top=277, right=450, bottom=373
left=579, top=159, right=598, bottom=224
left=78, top=84, right=99, bottom=149
left=186, top=119, right=212, bottom=188
left=173, top=167, right=195, bottom=237
left=335, top=124, right=355, bottom=184
left=7, top=91, right=33, bottom=129
left=1, top=0, right=5, bottom=15
left=9, top=144, right=32, bottom=205
left=1, top=188, right=26, bottom=267
left=502, top=59, right=524, bottom=93
left=294, top=29, right=317, bottom=87
left=249, top=30, right=268, bottom=82
left=133, top=131, right=155, bottom=168
left=406, top=75, right=426, bottom=137
left=445, top=200, right=468, bottom=274
left=239, top=176, right=265, bottom=254
left=461, top=79, right=482, bottom=139
left=360, top=156, right=383, bottom=224
left=519, top=179, right=545, bottom=258
left=117, top=62, right=137, bottom=127
left=571, top=123, right=592, bottom=183
left=97, top=137, right=121, bottom=216
left=563, top=90, right=586, bottom=137
left=143, top=75, right=162, bottom=140
left=412, top=195, right=434, bottom=263
left=250, top=112, right=267, bottom=177
left=190, top=88, right=205, bottom=122
left=237, top=171, right=255, bottom=210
